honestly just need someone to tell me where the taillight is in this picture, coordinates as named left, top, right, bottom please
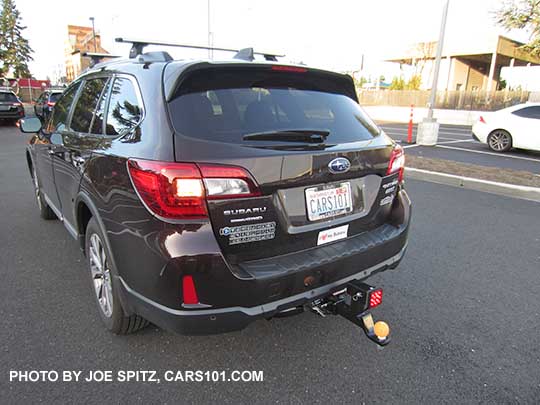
left=199, top=164, right=261, bottom=200
left=182, top=275, right=199, bottom=305
left=387, top=144, right=405, bottom=182
left=127, top=159, right=261, bottom=220
left=479, top=116, right=486, bottom=124
left=47, top=101, right=55, bottom=107
left=368, top=288, right=383, bottom=309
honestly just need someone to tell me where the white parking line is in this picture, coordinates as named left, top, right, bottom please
left=435, top=145, right=540, bottom=163
left=438, top=139, right=475, bottom=144
left=402, top=139, right=474, bottom=149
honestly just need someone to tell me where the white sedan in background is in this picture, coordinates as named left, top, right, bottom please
left=472, top=103, right=540, bottom=152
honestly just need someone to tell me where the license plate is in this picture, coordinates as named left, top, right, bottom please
left=305, top=182, right=353, bottom=221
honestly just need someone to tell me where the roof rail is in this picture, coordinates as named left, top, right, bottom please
left=80, top=52, right=122, bottom=67
left=114, top=37, right=284, bottom=61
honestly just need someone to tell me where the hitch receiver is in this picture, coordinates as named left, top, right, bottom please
left=309, top=280, right=391, bottom=346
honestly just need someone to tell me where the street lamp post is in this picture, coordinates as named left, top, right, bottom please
left=89, top=17, right=97, bottom=52
left=416, top=0, right=450, bottom=146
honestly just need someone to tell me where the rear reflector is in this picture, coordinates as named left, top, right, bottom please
left=182, top=275, right=199, bottom=305
left=127, top=159, right=261, bottom=220
left=368, top=289, right=383, bottom=309
left=387, top=144, right=405, bottom=182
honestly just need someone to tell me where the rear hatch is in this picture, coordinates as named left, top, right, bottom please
left=0, top=92, right=20, bottom=113
left=166, top=64, right=398, bottom=264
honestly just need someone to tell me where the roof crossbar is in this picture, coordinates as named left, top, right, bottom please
left=115, top=37, right=284, bottom=61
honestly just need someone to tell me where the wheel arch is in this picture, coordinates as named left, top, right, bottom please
left=74, top=192, right=108, bottom=256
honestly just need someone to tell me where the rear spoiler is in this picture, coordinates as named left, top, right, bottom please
left=163, top=62, right=357, bottom=103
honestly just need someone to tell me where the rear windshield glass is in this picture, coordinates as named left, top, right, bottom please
left=168, top=68, right=380, bottom=144
left=49, top=93, right=62, bottom=102
left=0, top=92, right=18, bottom=102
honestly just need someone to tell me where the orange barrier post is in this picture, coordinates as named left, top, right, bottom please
left=407, top=104, right=414, bottom=144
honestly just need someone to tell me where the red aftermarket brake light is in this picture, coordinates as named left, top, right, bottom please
left=387, top=144, right=405, bottom=182
left=127, top=159, right=261, bottom=220
left=271, top=65, right=307, bottom=73
left=368, top=289, right=383, bottom=309
left=182, top=275, right=199, bottom=305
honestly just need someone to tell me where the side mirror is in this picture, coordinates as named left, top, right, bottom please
left=20, top=117, right=42, bottom=133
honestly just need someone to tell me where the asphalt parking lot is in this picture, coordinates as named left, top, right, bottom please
left=1, top=123, right=540, bottom=403
left=380, top=123, right=540, bottom=174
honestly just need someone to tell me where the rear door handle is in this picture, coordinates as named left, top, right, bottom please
left=48, top=146, right=66, bottom=155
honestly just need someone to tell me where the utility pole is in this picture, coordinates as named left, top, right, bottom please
left=417, top=0, right=450, bottom=145
left=207, top=0, right=213, bottom=59
left=89, top=17, right=97, bottom=52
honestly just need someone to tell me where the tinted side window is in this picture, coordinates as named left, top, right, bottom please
left=106, top=77, right=142, bottom=136
left=512, top=106, right=540, bottom=119
left=49, top=93, right=62, bottom=103
left=90, top=79, right=111, bottom=135
left=47, top=83, right=81, bottom=132
left=71, top=78, right=108, bottom=133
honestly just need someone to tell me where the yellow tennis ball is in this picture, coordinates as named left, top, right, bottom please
left=374, top=321, right=390, bottom=338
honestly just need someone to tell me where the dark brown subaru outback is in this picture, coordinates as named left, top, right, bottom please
left=20, top=40, right=410, bottom=343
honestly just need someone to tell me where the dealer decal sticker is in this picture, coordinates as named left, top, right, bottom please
left=219, top=221, right=276, bottom=245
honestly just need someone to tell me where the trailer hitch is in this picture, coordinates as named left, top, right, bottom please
left=308, top=281, right=391, bottom=346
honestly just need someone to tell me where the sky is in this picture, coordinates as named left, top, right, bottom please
left=13, top=0, right=533, bottom=82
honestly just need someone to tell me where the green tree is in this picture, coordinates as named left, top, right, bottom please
left=0, top=0, right=33, bottom=78
left=389, top=76, right=405, bottom=90
left=496, top=0, right=540, bottom=57
left=405, top=75, right=422, bottom=90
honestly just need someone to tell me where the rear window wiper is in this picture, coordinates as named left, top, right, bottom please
left=242, top=129, right=330, bottom=143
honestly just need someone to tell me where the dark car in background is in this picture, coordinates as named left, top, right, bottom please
left=20, top=45, right=410, bottom=338
left=34, top=89, right=63, bottom=123
left=0, top=88, right=24, bottom=124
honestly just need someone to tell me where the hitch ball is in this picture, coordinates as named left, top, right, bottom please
left=374, top=321, right=390, bottom=339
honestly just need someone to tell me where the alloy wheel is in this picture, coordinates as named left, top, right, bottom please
left=488, top=131, right=510, bottom=151
left=89, top=233, right=114, bottom=317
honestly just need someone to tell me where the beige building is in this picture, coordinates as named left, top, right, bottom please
left=65, top=25, right=110, bottom=82
left=387, top=34, right=540, bottom=92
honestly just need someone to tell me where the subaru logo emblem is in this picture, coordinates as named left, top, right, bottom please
left=328, top=157, right=351, bottom=174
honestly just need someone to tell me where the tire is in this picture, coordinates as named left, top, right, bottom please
left=85, top=217, right=149, bottom=334
left=32, top=165, right=57, bottom=220
left=487, top=129, right=512, bottom=153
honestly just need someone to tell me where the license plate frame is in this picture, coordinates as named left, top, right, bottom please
left=305, top=182, right=354, bottom=222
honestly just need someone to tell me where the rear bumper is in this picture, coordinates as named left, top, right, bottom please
left=0, top=110, right=24, bottom=119
left=118, top=189, right=411, bottom=335
left=118, top=244, right=407, bottom=335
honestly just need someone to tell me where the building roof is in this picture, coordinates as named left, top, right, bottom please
left=386, top=34, right=540, bottom=66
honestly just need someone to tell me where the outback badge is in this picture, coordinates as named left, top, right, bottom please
left=328, top=157, right=351, bottom=174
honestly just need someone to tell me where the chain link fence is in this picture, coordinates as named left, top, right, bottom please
left=356, top=90, right=531, bottom=111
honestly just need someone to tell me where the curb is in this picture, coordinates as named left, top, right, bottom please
left=405, top=167, right=540, bottom=203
